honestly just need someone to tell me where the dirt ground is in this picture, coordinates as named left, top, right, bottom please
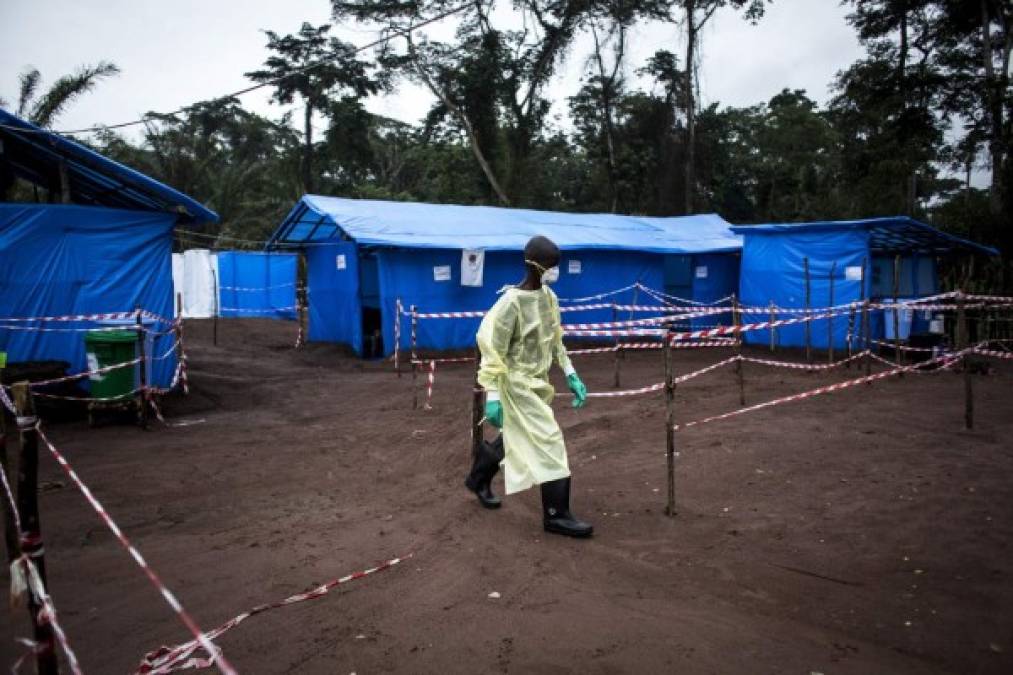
left=2, top=317, right=1012, bottom=674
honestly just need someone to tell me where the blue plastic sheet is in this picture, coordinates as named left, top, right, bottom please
left=216, top=251, right=297, bottom=320
left=0, top=204, right=177, bottom=387
left=738, top=228, right=870, bottom=350
left=307, top=242, right=362, bottom=354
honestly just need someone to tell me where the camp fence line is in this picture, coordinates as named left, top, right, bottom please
left=136, top=555, right=413, bottom=675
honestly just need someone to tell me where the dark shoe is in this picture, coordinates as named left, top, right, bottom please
left=541, top=477, right=593, bottom=538
left=465, top=436, right=504, bottom=509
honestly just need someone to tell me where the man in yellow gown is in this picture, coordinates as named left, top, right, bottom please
left=464, top=235, right=593, bottom=538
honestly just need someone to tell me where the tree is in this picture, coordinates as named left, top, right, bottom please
left=6, top=62, right=119, bottom=127
left=245, top=22, right=382, bottom=193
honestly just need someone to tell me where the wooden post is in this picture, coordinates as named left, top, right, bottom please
left=732, top=294, right=745, bottom=406
left=612, top=303, right=622, bottom=388
left=664, top=329, right=676, bottom=517
left=11, top=383, right=59, bottom=675
left=804, top=257, right=812, bottom=366
left=860, top=257, right=870, bottom=377
left=409, top=302, right=417, bottom=407
left=395, top=297, right=403, bottom=378
left=0, top=396, right=19, bottom=568
left=828, top=261, right=836, bottom=364
left=174, top=292, right=188, bottom=396
left=211, top=268, right=219, bottom=347
left=893, top=254, right=902, bottom=369
left=136, top=307, right=148, bottom=429
left=769, top=300, right=776, bottom=352
left=846, top=302, right=856, bottom=366
left=957, top=291, right=973, bottom=430
left=472, top=351, right=484, bottom=457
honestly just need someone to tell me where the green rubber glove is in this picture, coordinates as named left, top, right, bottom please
left=485, top=400, right=504, bottom=428
left=567, top=373, right=587, bottom=409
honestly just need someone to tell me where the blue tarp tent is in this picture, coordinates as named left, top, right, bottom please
left=731, top=217, right=998, bottom=350
left=0, top=108, right=218, bottom=388
left=269, top=196, right=742, bottom=356
left=216, top=251, right=297, bottom=320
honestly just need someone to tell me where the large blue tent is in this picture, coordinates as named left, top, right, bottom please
left=269, top=196, right=742, bottom=356
left=0, top=108, right=218, bottom=388
left=731, top=217, right=998, bottom=350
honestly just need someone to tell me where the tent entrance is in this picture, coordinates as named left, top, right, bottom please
left=359, top=252, right=384, bottom=358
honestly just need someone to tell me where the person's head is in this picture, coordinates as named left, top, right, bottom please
left=524, top=236, right=561, bottom=284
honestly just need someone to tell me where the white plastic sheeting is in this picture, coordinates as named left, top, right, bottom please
left=172, top=249, right=219, bottom=318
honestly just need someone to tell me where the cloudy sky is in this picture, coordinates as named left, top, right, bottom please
left=1, top=0, right=866, bottom=139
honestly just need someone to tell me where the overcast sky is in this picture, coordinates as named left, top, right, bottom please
left=1, top=0, right=867, bottom=139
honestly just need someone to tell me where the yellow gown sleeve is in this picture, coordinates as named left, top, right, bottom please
left=546, top=288, right=574, bottom=375
left=476, top=293, right=518, bottom=392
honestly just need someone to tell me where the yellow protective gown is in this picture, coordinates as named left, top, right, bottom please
left=476, top=285, right=573, bottom=495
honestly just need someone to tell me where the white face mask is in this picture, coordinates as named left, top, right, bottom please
left=526, top=259, right=560, bottom=285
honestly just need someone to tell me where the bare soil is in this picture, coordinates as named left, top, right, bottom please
left=2, top=318, right=1012, bottom=674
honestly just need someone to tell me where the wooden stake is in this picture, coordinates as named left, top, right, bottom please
left=12, top=383, right=59, bottom=675
left=957, top=291, right=973, bottom=430
left=0, top=393, right=18, bottom=568
left=664, top=329, right=676, bottom=517
left=395, top=297, right=403, bottom=378
left=828, top=261, right=837, bottom=364
left=733, top=294, right=745, bottom=406
left=136, top=307, right=148, bottom=429
left=410, top=305, right=419, bottom=410
left=860, top=257, right=870, bottom=378
left=893, top=254, right=902, bottom=369
left=804, top=257, right=812, bottom=365
left=846, top=302, right=856, bottom=367
left=769, top=300, right=776, bottom=352
left=612, top=304, right=622, bottom=389
left=174, top=292, right=187, bottom=395
left=211, top=268, right=219, bottom=347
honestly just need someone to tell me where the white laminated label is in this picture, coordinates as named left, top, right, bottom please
left=568, top=260, right=582, bottom=274
left=86, top=352, right=104, bottom=381
left=336, top=254, right=347, bottom=270
left=461, top=249, right=484, bottom=287
left=845, top=266, right=862, bottom=280
left=695, top=265, right=708, bottom=279
left=433, top=265, right=452, bottom=282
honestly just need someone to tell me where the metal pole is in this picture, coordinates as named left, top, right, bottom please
left=211, top=268, right=219, bottom=347
left=664, top=328, right=676, bottom=517
left=957, top=291, right=973, bottom=430
left=804, top=257, right=812, bottom=366
left=12, top=383, right=59, bottom=675
left=828, top=261, right=836, bottom=364
left=136, top=306, right=148, bottom=429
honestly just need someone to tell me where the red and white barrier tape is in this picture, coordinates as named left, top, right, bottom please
left=34, top=425, right=235, bottom=674
left=965, top=293, right=1013, bottom=303
left=668, top=306, right=854, bottom=342
left=739, top=350, right=870, bottom=371
left=566, top=328, right=668, bottom=337
left=0, top=311, right=136, bottom=323
left=218, top=282, right=297, bottom=292
left=636, top=283, right=733, bottom=307
left=217, top=305, right=298, bottom=315
left=973, top=347, right=1013, bottom=360
left=674, top=350, right=965, bottom=431
left=559, top=283, right=638, bottom=303
left=411, top=356, right=475, bottom=365
left=870, top=339, right=936, bottom=353
left=137, top=554, right=412, bottom=674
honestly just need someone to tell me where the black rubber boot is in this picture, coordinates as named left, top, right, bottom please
left=465, top=435, right=505, bottom=509
left=541, top=477, right=593, bottom=538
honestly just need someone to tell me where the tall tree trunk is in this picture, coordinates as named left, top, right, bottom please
left=981, top=0, right=1007, bottom=217
left=303, top=102, right=314, bottom=193
left=684, top=0, right=697, bottom=215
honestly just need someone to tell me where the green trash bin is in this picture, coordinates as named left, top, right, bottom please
left=84, top=330, right=139, bottom=400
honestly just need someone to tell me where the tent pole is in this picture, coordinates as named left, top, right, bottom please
left=733, top=294, right=744, bottom=406
left=804, top=257, right=812, bottom=367
left=827, top=262, right=836, bottom=364
left=893, top=254, right=902, bottom=371
left=612, top=303, right=621, bottom=389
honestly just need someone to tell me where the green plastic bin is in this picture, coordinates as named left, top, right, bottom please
left=84, top=330, right=138, bottom=400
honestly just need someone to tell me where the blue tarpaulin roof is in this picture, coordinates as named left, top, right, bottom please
left=0, top=108, right=218, bottom=225
left=267, top=195, right=741, bottom=254
left=730, top=217, right=998, bottom=256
